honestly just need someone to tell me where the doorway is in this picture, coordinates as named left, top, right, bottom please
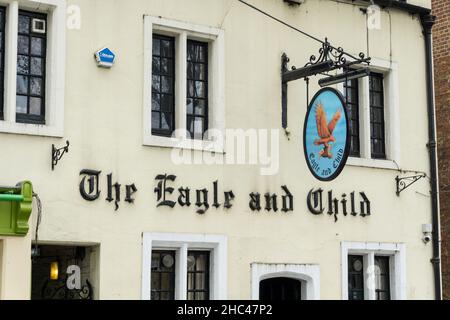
left=259, top=277, right=302, bottom=301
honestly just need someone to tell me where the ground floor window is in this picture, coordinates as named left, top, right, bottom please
left=142, top=233, right=227, bottom=300
left=341, top=242, right=405, bottom=300
left=31, top=244, right=99, bottom=300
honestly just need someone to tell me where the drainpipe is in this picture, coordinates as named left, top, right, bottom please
left=420, top=14, right=442, bottom=301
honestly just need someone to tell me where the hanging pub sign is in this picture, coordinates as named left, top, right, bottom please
left=303, top=87, right=350, bottom=181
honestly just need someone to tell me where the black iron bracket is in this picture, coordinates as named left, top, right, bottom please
left=396, top=174, right=426, bottom=196
left=281, top=38, right=371, bottom=129
left=52, top=141, right=70, bottom=171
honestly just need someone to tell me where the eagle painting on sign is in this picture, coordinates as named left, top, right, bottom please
left=303, top=88, right=350, bottom=181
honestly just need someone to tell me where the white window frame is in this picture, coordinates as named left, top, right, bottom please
left=251, top=263, right=320, bottom=300
left=0, top=0, right=66, bottom=137
left=341, top=241, right=406, bottom=300
left=338, top=57, right=400, bottom=170
left=143, top=15, right=225, bottom=152
left=141, top=232, right=227, bottom=300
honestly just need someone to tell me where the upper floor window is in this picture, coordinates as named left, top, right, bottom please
left=143, top=16, right=225, bottom=151
left=369, top=72, right=386, bottom=159
left=16, top=10, right=47, bottom=125
left=343, top=78, right=360, bottom=157
left=0, top=0, right=66, bottom=138
left=152, top=34, right=175, bottom=137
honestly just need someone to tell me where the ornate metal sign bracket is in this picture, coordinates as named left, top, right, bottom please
left=281, top=38, right=371, bottom=129
left=396, top=174, right=427, bottom=196
left=52, top=141, right=70, bottom=171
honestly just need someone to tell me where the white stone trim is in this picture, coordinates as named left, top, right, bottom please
left=341, top=241, right=406, bottom=300
left=251, top=263, right=320, bottom=300
left=143, top=15, right=225, bottom=152
left=0, top=0, right=66, bottom=137
left=141, top=232, right=227, bottom=300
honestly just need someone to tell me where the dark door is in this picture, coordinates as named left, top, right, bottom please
left=259, top=277, right=302, bottom=301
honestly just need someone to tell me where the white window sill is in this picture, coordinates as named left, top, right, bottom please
left=0, top=121, right=63, bottom=138
left=347, top=157, right=399, bottom=170
left=143, top=135, right=225, bottom=153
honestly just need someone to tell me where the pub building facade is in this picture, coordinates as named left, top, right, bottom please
left=0, top=0, right=442, bottom=300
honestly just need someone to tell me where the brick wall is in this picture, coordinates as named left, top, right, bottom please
left=432, top=0, right=450, bottom=300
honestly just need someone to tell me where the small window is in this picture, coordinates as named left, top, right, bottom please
left=344, top=78, right=360, bottom=157
left=151, top=250, right=176, bottom=300
left=0, top=7, right=5, bottom=120
left=369, top=72, right=386, bottom=159
left=375, top=256, right=391, bottom=300
left=16, top=10, right=47, bottom=125
left=348, top=255, right=364, bottom=300
left=187, top=251, right=210, bottom=300
left=259, top=277, right=302, bottom=301
left=186, top=40, right=208, bottom=140
left=151, top=34, right=175, bottom=137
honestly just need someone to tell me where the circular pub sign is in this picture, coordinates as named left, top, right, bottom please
left=303, top=87, right=350, bottom=181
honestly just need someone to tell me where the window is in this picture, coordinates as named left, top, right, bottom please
left=142, top=233, right=227, bottom=300
left=0, top=0, right=65, bottom=137
left=341, top=242, right=405, bottom=300
left=143, top=16, right=225, bottom=151
left=151, top=250, right=176, bottom=300
left=339, top=59, right=400, bottom=169
left=16, top=10, right=47, bottom=124
left=0, top=7, right=5, bottom=121
left=187, top=251, right=210, bottom=300
left=344, top=78, right=360, bottom=157
left=348, top=255, right=364, bottom=300
left=369, top=72, right=386, bottom=159
left=259, top=277, right=302, bottom=301
left=187, top=40, right=208, bottom=140
left=375, top=256, right=391, bottom=300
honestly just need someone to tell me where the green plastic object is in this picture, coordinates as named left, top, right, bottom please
left=0, top=181, right=33, bottom=236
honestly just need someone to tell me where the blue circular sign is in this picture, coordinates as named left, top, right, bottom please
left=303, top=87, right=350, bottom=181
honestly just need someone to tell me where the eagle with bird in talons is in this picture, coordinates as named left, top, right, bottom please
left=313, top=102, right=342, bottom=159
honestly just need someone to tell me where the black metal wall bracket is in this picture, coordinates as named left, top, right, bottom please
left=396, top=174, right=426, bottom=196
left=52, top=141, right=70, bottom=171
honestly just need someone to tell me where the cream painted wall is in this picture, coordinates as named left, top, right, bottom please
left=0, top=0, right=435, bottom=299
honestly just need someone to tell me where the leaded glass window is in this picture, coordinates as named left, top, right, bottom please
left=348, top=255, right=364, bottom=300
left=375, top=256, right=391, bottom=300
left=369, top=72, right=386, bottom=159
left=151, top=250, right=176, bottom=300
left=16, top=10, right=47, bottom=124
left=187, top=251, right=210, bottom=300
left=344, top=78, right=360, bottom=157
left=186, top=40, right=208, bottom=140
left=152, top=34, right=175, bottom=137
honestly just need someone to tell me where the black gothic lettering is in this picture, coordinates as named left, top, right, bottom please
left=195, top=189, right=209, bottom=214
left=327, top=190, right=339, bottom=222
left=265, top=193, right=278, bottom=212
left=249, top=192, right=261, bottom=211
left=360, top=192, right=371, bottom=217
left=154, top=174, right=176, bottom=208
left=106, top=173, right=121, bottom=211
left=213, top=180, right=221, bottom=209
left=307, top=188, right=324, bottom=215
left=281, top=185, right=294, bottom=212
left=341, top=193, right=348, bottom=216
left=79, top=169, right=101, bottom=201
left=178, top=187, right=191, bottom=207
left=224, top=191, right=235, bottom=209
left=125, top=184, right=138, bottom=203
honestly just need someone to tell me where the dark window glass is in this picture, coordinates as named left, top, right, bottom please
left=259, top=277, right=302, bottom=301
left=152, top=34, right=175, bottom=137
left=375, top=256, right=391, bottom=300
left=0, top=7, right=5, bottom=120
left=16, top=10, right=47, bottom=124
left=187, top=251, right=210, bottom=300
left=348, top=255, right=364, bottom=300
left=344, top=78, right=360, bottom=157
left=151, top=250, right=176, bottom=300
left=369, top=72, right=386, bottom=159
left=187, top=40, right=208, bottom=140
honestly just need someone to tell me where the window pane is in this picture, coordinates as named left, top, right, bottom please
left=151, top=250, right=175, bottom=301
left=369, top=73, right=385, bottom=159
left=30, top=77, right=42, bottom=96
left=31, top=37, right=44, bottom=56
left=375, top=256, right=391, bottom=300
left=18, top=15, right=30, bottom=34
left=16, top=95, right=28, bottom=114
left=161, top=76, right=172, bottom=94
left=152, top=93, right=160, bottom=111
left=152, top=38, right=160, bottom=56
left=17, top=55, right=29, bottom=74
left=18, top=35, right=29, bottom=54
left=29, top=97, right=42, bottom=115
left=30, top=57, right=43, bottom=76
left=151, top=75, right=160, bottom=92
left=187, top=251, right=210, bottom=301
left=348, top=255, right=364, bottom=300
left=17, top=76, right=28, bottom=94
left=344, top=77, right=360, bottom=157
left=161, top=39, right=172, bottom=57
